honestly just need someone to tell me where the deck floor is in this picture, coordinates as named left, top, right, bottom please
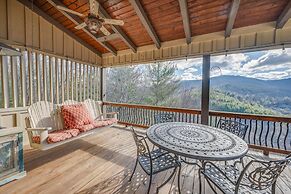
left=1, top=126, right=291, bottom=194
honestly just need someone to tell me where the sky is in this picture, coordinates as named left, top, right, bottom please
left=175, top=48, right=291, bottom=80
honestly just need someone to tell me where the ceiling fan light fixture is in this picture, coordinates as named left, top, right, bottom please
left=87, top=16, right=102, bottom=34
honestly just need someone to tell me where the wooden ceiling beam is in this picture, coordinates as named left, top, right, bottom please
left=225, top=0, right=240, bottom=37
left=178, top=0, right=191, bottom=44
left=98, top=4, right=137, bottom=53
left=46, top=0, right=117, bottom=56
left=276, top=0, right=291, bottom=29
left=17, top=0, right=102, bottom=57
left=96, top=33, right=120, bottom=42
left=129, top=0, right=161, bottom=49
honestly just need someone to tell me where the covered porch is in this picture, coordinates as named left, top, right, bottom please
left=0, top=126, right=291, bottom=194
left=0, top=0, right=291, bottom=193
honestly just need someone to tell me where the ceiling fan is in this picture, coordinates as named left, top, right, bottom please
left=56, top=0, right=124, bottom=36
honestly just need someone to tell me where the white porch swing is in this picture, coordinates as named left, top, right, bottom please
left=25, top=99, right=118, bottom=150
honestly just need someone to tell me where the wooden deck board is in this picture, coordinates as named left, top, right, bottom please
left=0, top=126, right=291, bottom=194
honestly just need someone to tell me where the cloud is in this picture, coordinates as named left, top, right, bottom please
left=244, top=49, right=291, bottom=70
left=174, top=48, right=291, bottom=80
left=175, top=58, right=202, bottom=70
left=181, top=72, right=201, bottom=80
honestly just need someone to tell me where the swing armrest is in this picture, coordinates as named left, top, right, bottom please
left=104, top=112, right=118, bottom=119
left=26, top=127, right=52, bottom=132
left=96, top=112, right=118, bottom=120
left=26, top=127, right=51, bottom=144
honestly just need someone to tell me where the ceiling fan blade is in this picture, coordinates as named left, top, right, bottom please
left=90, top=0, right=100, bottom=16
left=103, top=18, right=124, bottom=26
left=75, top=22, right=87, bottom=30
left=56, top=5, right=85, bottom=17
left=100, top=26, right=111, bottom=36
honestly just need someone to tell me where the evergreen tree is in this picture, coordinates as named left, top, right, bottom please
left=145, top=62, right=181, bottom=106
left=106, top=66, right=143, bottom=103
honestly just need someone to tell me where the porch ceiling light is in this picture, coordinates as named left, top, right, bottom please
left=0, top=42, right=21, bottom=56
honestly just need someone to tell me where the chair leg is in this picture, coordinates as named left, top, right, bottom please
left=156, top=167, right=177, bottom=193
left=129, top=159, right=138, bottom=182
left=177, top=165, right=181, bottom=194
left=205, top=177, right=217, bottom=194
left=271, top=181, right=277, bottom=194
left=147, top=173, right=152, bottom=194
left=198, top=167, right=202, bottom=194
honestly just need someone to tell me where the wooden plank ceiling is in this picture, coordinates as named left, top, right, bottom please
left=30, top=0, right=290, bottom=55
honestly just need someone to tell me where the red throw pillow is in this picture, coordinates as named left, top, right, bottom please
left=61, top=104, right=93, bottom=129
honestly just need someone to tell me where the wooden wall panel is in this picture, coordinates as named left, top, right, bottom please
left=0, top=0, right=7, bottom=39
left=53, top=26, right=64, bottom=56
left=25, top=8, right=40, bottom=48
left=74, top=41, right=82, bottom=60
left=64, top=33, right=74, bottom=58
left=103, top=22, right=291, bottom=67
left=0, top=0, right=100, bottom=65
left=82, top=45, right=89, bottom=62
left=7, top=0, right=25, bottom=44
left=89, top=51, right=96, bottom=64
left=40, top=17, right=53, bottom=52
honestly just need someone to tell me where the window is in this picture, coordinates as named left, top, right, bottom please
left=210, top=48, right=291, bottom=117
left=105, top=58, right=202, bottom=109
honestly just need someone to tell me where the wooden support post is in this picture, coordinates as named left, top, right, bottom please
left=49, top=56, right=54, bottom=104
left=43, top=56, right=48, bottom=101
left=100, top=67, right=106, bottom=102
left=21, top=49, right=27, bottom=107
left=11, top=56, right=18, bottom=108
left=55, top=59, right=60, bottom=104
left=61, top=59, right=65, bottom=103
left=36, top=53, right=41, bottom=102
left=1, top=56, right=9, bottom=108
left=71, top=62, right=74, bottom=100
left=201, top=55, right=210, bottom=125
left=28, top=51, right=33, bottom=105
left=100, top=67, right=106, bottom=113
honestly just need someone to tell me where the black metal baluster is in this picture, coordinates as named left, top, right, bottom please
left=254, top=120, right=258, bottom=145
left=248, top=119, right=252, bottom=144
left=277, top=122, right=283, bottom=149
left=284, top=123, right=289, bottom=150
left=259, top=120, right=263, bottom=146
left=271, top=122, right=276, bottom=148
left=214, top=116, right=218, bottom=127
left=265, top=121, right=270, bottom=148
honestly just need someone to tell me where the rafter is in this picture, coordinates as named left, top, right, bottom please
left=225, top=0, right=240, bottom=37
left=46, top=0, right=117, bottom=56
left=96, top=33, right=120, bottom=42
left=276, top=0, right=291, bottom=29
left=129, top=0, right=160, bottom=49
left=178, top=0, right=191, bottom=44
left=98, top=4, right=137, bottom=53
left=17, top=0, right=102, bottom=56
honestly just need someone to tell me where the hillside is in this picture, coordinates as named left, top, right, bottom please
left=181, top=75, right=291, bottom=97
left=180, top=76, right=291, bottom=115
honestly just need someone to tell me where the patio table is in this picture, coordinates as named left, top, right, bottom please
left=146, top=122, right=248, bottom=193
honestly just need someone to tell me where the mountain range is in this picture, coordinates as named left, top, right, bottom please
left=181, top=75, right=291, bottom=98
left=180, top=75, right=291, bottom=115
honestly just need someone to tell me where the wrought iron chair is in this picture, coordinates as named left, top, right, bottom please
left=202, top=154, right=291, bottom=194
left=154, top=113, right=175, bottom=123
left=216, top=119, right=249, bottom=166
left=216, top=119, right=248, bottom=139
left=129, top=126, right=181, bottom=194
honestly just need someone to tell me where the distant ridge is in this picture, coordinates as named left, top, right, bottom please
left=181, top=75, right=291, bottom=97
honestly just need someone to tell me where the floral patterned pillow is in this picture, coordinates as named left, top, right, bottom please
left=61, top=104, right=93, bottom=129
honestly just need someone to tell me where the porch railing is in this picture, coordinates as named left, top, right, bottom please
left=104, top=101, right=291, bottom=155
